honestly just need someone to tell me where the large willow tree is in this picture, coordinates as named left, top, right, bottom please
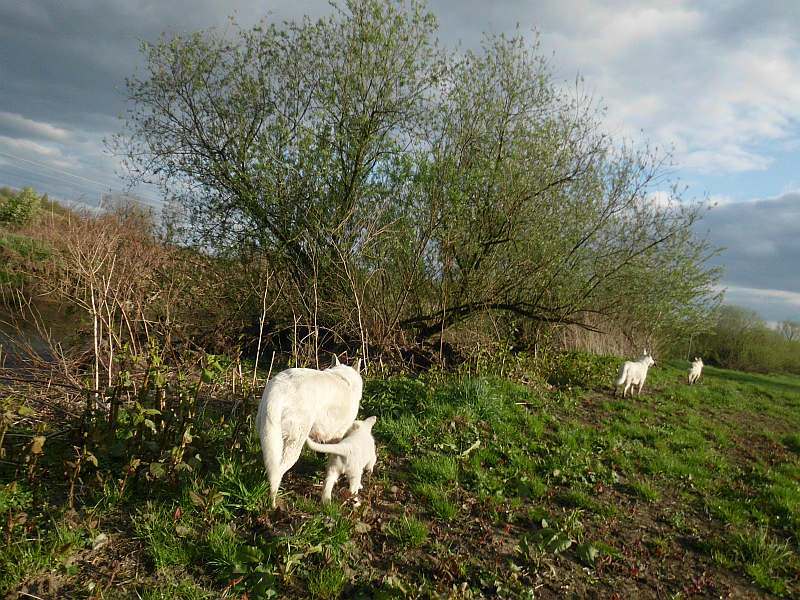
left=118, top=0, right=720, bottom=359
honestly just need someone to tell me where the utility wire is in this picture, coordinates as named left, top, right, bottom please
left=0, top=149, right=124, bottom=190
left=0, top=164, right=162, bottom=210
left=0, top=149, right=163, bottom=208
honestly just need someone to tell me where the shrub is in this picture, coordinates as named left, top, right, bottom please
left=0, top=187, right=41, bottom=227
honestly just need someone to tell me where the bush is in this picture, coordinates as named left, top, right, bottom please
left=696, top=305, right=800, bottom=374
left=545, top=351, right=618, bottom=388
left=0, top=187, right=41, bottom=227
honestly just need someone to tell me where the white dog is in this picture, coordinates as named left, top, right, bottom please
left=688, top=357, right=704, bottom=385
left=307, top=416, right=377, bottom=504
left=257, top=355, right=362, bottom=506
left=614, top=350, right=655, bottom=398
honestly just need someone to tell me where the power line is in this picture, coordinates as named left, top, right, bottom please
left=0, top=163, right=163, bottom=209
left=0, top=149, right=124, bottom=190
left=0, top=166, right=101, bottom=200
left=0, top=149, right=164, bottom=208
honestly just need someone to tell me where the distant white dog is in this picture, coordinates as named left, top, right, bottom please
left=614, top=350, right=656, bottom=398
left=257, top=356, right=362, bottom=506
left=307, top=416, right=377, bottom=504
left=688, top=357, right=704, bottom=385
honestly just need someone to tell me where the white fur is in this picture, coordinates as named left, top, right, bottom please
left=307, top=416, right=377, bottom=504
left=688, top=357, right=704, bottom=385
left=614, top=349, right=656, bottom=398
left=257, top=355, right=362, bottom=506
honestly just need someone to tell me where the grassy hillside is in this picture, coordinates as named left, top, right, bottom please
left=1, top=357, right=799, bottom=598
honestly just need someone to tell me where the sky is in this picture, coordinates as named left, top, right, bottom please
left=0, top=0, right=798, bottom=322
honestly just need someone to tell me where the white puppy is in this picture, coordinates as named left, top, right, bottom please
left=307, top=416, right=377, bottom=504
left=688, top=357, right=703, bottom=385
left=614, top=349, right=656, bottom=398
left=257, top=355, right=362, bottom=506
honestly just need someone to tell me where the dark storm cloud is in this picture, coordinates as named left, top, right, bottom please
left=0, top=1, right=330, bottom=129
left=0, top=0, right=332, bottom=203
left=701, top=193, right=800, bottom=293
left=698, top=192, right=800, bottom=321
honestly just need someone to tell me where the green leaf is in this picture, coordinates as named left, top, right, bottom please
left=17, top=405, right=36, bottom=417
left=148, top=462, right=166, bottom=479
left=235, top=545, right=264, bottom=565
left=200, top=368, right=215, bottom=384
left=576, top=543, right=600, bottom=566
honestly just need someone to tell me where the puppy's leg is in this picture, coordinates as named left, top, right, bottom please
left=348, top=472, right=363, bottom=495
left=322, top=465, right=340, bottom=504
left=348, top=472, right=364, bottom=507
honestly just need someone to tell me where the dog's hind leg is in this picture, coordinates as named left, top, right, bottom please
left=322, top=465, right=341, bottom=504
left=279, top=437, right=306, bottom=477
left=348, top=472, right=363, bottom=496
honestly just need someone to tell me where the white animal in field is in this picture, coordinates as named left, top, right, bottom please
left=257, top=355, right=362, bottom=506
left=614, top=350, right=656, bottom=397
left=688, top=357, right=704, bottom=385
left=307, top=416, right=377, bottom=504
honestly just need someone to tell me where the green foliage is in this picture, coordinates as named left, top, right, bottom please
left=0, top=187, right=41, bottom=227
left=716, top=528, right=795, bottom=596
left=306, top=566, right=348, bottom=599
left=118, top=0, right=719, bottom=356
left=696, top=304, right=800, bottom=374
left=136, top=576, right=216, bottom=600
left=0, top=518, right=87, bottom=594
left=3, top=350, right=800, bottom=596
left=386, top=516, right=429, bottom=548
left=134, top=501, right=195, bottom=569
left=623, top=479, right=661, bottom=503
left=544, top=351, right=618, bottom=388
left=410, top=455, right=458, bottom=485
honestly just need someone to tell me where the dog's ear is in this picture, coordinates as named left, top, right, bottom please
left=364, top=416, right=377, bottom=428
left=354, top=358, right=362, bottom=373
left=330, top=354, right=341, bottom=368
left=643, top=348, right=649, bottom=356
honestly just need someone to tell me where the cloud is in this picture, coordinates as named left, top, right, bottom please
left=0, top=112, right=70, bottom=142
left=2, top=1, right=800, bottom=185
left=697, top=191, right=800, bottom=319
left=0, top=0, right=799, bottom=323
left=530, top=1, right=800, bottom=175
left=720, top=285, right=800, bottom=323
left=0, top=136, right=62, bottom=159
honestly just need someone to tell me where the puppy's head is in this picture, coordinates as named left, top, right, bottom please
left=346, top=416, right=377, bottom=436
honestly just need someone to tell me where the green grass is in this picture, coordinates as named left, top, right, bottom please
left=386, top=515, right=429, bottom=548
left=2, top=355, right=800, bottom=597
left=134, top=501, right=195, bottom=570
left=306, top=566, right=348, bottom=599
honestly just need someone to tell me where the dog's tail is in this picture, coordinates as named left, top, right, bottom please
left=258, top=382, right=286, bottom=503
left=306, top=437, right=350, bottom=458
left=615, top=363, right=628, bottom=387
